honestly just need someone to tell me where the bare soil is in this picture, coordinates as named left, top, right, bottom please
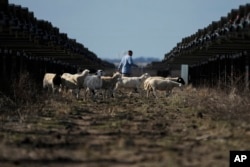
left=0, top=87, right=250, bottom=167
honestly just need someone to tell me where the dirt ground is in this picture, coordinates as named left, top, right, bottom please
left=0, top=87, right=250, bottom=167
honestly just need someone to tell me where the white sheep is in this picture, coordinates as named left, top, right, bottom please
left=114, top=73, right=150, bottom=96
left=83, top=69, right=104, bottom=99
left=144, top=76, right=184, bottom=98
left=61, top=69, right=90, bottom=99
left=101, top=71, right=121, bottom=98
left=43, top=73, right=61, bottom=93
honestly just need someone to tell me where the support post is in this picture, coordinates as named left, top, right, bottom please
left=231, top=57, right=234, bottom=86
left=245, top=54, right=249, bottom=90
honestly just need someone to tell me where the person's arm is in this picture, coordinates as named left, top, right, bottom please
left=117, top=57, right=123, bottom=71
left=129, top=57, right=138, bottom=67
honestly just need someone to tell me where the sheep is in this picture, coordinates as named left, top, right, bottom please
left=114, top=73, right=150, bottom=96
left=144, top=76, right=185, bottom=98
left=101, top=71, right=121, bottom=98
left=43, top=73, right=61, bottom=93
left=60, top=69, right=90, bottom=99
left=83, top=69, right=104, bottom=99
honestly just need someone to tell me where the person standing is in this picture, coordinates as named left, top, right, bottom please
left=117, top=50, right=137, bottom=77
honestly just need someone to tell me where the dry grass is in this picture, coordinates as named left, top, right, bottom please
left=170, top=85, right=250, bottom=121
left=0, top=75, right=250, bottom=167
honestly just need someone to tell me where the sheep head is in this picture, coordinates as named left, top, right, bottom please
left=96, top=69, right=104, bottom=77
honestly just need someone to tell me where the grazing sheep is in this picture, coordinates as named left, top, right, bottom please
left=83, top=69, right=104, bottom=99
left=114, top=73, right=150, bottom=96
left=43, top=73, right=61, bottom=93
left=168, top=77, right=185, bottom=85
left=61, top=69, right=90, bottom=99
left=144, top=76, right=185, bottom=98
left=101, top=71, right=121, bottom=98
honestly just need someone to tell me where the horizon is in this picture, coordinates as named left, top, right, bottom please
left=104, top=56, right=160, bottom=67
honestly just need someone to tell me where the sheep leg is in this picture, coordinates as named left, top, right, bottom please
left=152, top=87, right=158, bottom=99
left=85, top=88, right=96, bottom=100
left=108, top=88, right=115, bottom=98
left=165, top=90, right=172, bottom=97
left=146, top=86, right=154, bottom=98
left=136, top=87, right=143, bottom=97
left=52, top=85, right=56, bottom=94
left=83, top=87, right=90, bottom=101
left=134, top=88, right=139, bottom=93
left=147, top=89, right=150, bottom=98
left=146, top=87, right=153, bottom=98
left=110, top=89, right=115, bottom=98
left=76, top=88, right=80, bottom=99
left=52, top=85, right=60, bottom=94
left=92, top=89, right=96, bottom=99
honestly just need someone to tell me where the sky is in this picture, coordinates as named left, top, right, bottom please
left=8, top=0, right=250, bottom=61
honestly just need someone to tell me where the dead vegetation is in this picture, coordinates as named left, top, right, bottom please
left=0, top=75, right=250, bottom=167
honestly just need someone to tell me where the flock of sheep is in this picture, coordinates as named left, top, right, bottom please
left=42, top=69, right=185, bottom=99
